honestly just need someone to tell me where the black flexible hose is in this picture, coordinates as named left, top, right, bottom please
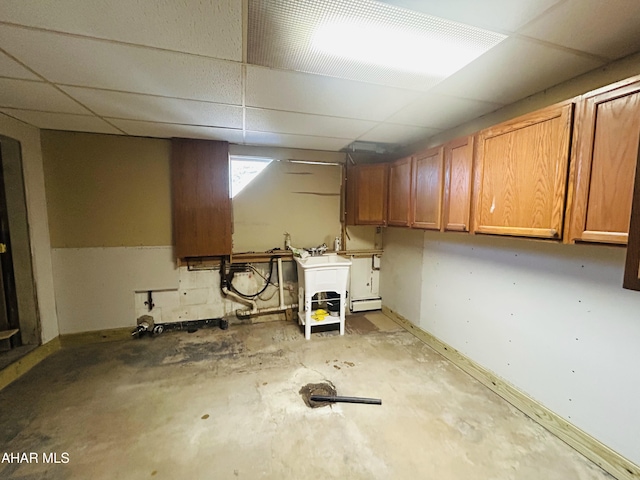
left=222, top=256, right=276, bottom=300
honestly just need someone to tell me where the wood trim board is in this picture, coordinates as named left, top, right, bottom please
left=59, top=327, right=134, bottom=347
left=383, top=306, right=640, bottom=480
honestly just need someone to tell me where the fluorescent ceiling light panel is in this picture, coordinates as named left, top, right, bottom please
left=248, top=0, right=507, bottom=91
left=313, top=20, right=503, bottom=77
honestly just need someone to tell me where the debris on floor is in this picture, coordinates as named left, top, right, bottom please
left=299, top=381, right=337, bottom=408
left=309, top=394, right=381, bottom=405
left=299, top=381, right=382, bottom=407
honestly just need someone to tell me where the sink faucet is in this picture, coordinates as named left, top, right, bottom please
left=306, top=243, right=328, bottom=256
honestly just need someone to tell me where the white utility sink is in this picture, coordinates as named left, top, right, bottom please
left=295, top=254, right=352, bottom=268
left=294, top=254, right=352, bottom=339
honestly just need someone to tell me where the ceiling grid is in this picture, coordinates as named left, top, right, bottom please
left=0, top=0, right=638, bottom=151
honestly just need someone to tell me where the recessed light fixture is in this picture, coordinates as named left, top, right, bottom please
left=312, top=19, right=506, bottom=78
left=248, top=0, right=507, bottom=91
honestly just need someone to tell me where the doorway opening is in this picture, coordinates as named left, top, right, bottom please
left=0, top=135, right=40, bottom=369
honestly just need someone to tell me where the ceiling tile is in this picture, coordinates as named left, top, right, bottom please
left=0, top=78, right=90, bottom=114
left=61, top=87, right=243, bottom=128
left=429, top=37, right=604, bottom=104
left=0, top=0, right=242, bottom=61
left=244, top=131, right=350, bottom=151
left=0, top=51, right=40, bottom=80
left=357, top=123, right=440, bottom=144
left=386, top=93, right=504, bottom=129
left=519, top=0, right=640, bottom=60
left=0, top=109, right=121, bottom=134
left=246, top=66, right=421, bottom=122
left=245, top=108, right=376, bottom=138
left=109, top=119, right=244, bottom=142
left=0, top=25, right=242, bottom=104
left=377, top=0, right=563, bottom=32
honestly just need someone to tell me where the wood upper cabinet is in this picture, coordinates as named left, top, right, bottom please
left=623, top=138, right=640, bottom=290
left=565, top=77, right=640, bottom=245
left=443, top=136, right=474, bottom=232
left=171, top=138, right=232, bottom=258
left=387, top=156, right=412, bottom=226
left=472, top=102, right=573, bottom=239
left=345, top=162, right=389, bottom=226
left=411, top=146, right=444, bottom=230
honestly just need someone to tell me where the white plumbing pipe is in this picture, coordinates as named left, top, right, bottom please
left=277, top=257, right=285, bottom=309
left=236, top=303, right=299, bottom=318
left=231, top=258, right=297, bottom=318
left=222, top=286, right=257, bottom=314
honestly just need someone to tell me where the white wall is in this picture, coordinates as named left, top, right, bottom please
left=40, top=134, right=328, bottom=333
left=51, top=247, right=178, bottom=334
left=232, top=160, right=341, bottom=252
left=378, top=227, right=423, bottom=322
left=52, top=246, right=298, bottom=334
left=379, top=54, right=640, bottom=466
left=381, top=229, right=640, bottom=465
left=0, top=114, right=59, bottom=343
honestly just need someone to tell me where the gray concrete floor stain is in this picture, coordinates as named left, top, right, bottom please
left=0, top=313, right=614, bottom=479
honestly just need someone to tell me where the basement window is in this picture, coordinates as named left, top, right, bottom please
left=230, top=156, right=272, bottom=198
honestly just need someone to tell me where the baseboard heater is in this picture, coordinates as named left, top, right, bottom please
left=350, top=297, right=382, bottom=312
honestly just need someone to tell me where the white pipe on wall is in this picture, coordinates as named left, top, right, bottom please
left=236, top=303, right=299, bottom=318
left=222, top=257, right=285, bottom=314
left=221, top=286, right=257, bottom=314
left=236, top=258, right=296, bottom=317
left=278, top=257, right=285, bottom=309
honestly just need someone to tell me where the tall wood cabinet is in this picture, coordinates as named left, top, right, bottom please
left=171, top=138, right=232, bottom=258
left=565, top=77, right=640, bottom=245
left=472, top=102, right=573, bottom=239
left=387, top=156, right=412, bottom=226
left=623, top=138, right=640, bottom=290
left=345, top=163, right=389, bottom=226
left=411, top=146, right=444, bottom=230
left=443, top=136, right=474, bottom=232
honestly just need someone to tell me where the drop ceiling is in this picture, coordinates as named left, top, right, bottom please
left=1, top=0, right=640, bottom=153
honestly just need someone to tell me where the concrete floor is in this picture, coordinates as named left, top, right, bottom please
left=0, top=312, right=613, bottom=479
left=0, top=344, right=38, bottom=371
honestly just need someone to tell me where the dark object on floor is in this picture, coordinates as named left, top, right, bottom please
left=299, top=381, right=337, bottom=408
left=132, top=318, right=228, bottom=338
left=310, top=395, right=382, bottom=405
left=325, top=291, right=340, bottom=313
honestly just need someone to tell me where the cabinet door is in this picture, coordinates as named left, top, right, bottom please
left=623, top=139, right=640, bottom=290
left=473, top=103, right=573, bottom=239
left=565, top=79, right=640, bottom=244
left=443, top=136, right=474, bottom=232
left=412, top=146, right=444, bottom=230
left=387, top=156, right=412, bottom=227
left=354, top=163, right=389, bottom=225
left=345, top=164, right=357, bottom=226
left=171, top=138, right=232, bottom=258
